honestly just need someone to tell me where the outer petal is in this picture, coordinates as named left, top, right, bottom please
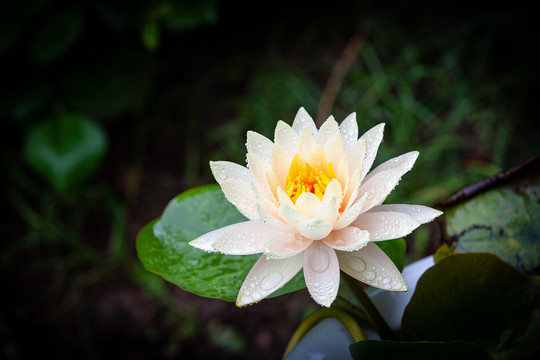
left=337, top=242, right=407, bottom=291
left=246, top=131, right=274, bottom=163
left=323, top=226, right=370, bottom=252
left=356, top=168, right=404, bottom=211
left=264, top=233, right=313, bottom=259
left=346, top=138, right=366, bottom=178
left=247, top=153, right=276, bottom=204
left=209, top=220, right=282, bottom=255
left=362, top=151, right=418, bottom=185
left=292, top=107, right=317, bottom=135
left=212, top=176, right=258, bottom=220
left=275, top=120, right=299, bottom=156
left=237, top=253, right=303, bottom=307
left=367, top=204, right=443, bottom=224
left=271, top=144, right=292, bottom=189
left=353, top=211, right=420, bottom=241
left=339, top=112, right=358, bottom=150
left=359, top=123, right=385, bottom=181
left=316, top=115, right=340, bottom=147
left=303, top=241, right=340, bottom=307
left=210, top=160, right=252, bottom=183
left=190, top=220, right=266, bottom=252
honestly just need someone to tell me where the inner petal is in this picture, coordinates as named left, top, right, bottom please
left=284, top=153, right=339, bottom=204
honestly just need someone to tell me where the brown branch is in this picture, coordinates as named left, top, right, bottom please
left=316, top=20, right=370, bottom=126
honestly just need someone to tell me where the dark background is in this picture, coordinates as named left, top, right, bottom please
left=1, top=0, right=538, bottom=358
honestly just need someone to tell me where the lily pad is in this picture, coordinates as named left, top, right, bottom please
left=136, top=185, right=306, bottom=302
left=440, top=157, right=540, bottom=273
left=401, top=253, right=540, bottom=359
left=350, top=340, right=493, bottom=360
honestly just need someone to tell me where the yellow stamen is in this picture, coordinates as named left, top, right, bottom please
left=285, top=154, right=337, bottom=203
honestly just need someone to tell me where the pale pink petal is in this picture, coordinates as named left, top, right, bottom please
left=353, top=211, right=420, bottom=241
left=295, top=192, right=322, bottom=218
left=362, top=151, right=418, bottom=185
left=323, top=133, right=345, bottom=168
left=246, top=131, right=274, bottom=163
left=323, top=227, right=370, bottom=252
left=367, top=204, right=442, bottom=224
left=219, top=179, right=258, bottom=220
left=299, top=218, right=333, bottom=240
left=271, top=144, right=292, bottom=189
left=334, top=192, right=369, bottom=230
left=210, top=220, right=282, bottom=255
left=236, top=254, right=303, bottom=307
left=337, top=242, right=407, bottom=291
left=303, top=241, right=340, bottom=307
left=339, top=112, right=358, bottom=150
left=341, top=169, right=360, bottom=212
left=346, top=138, right=366, bottom=177
left=316, top=115, right=340, bottom=147
left=264, top=234, right=313, bottom=259
left=247, top=153, right=276, bottom=204
left=315, top=195, right=340, bottom=224
left=279, top=203, right=310, bottom=228
left=359, top=123, right=385, bottom=181
left=189, top=220, right=264, bottom=253
left=274, top=120, right=299, bottom=156
left=291, top=107, right=317, bottom=135
left=356, top=168, right=405, bottom=211
left=210, top=160, right=252, bottom=183
left=337, top=156, right=350, bottom=189
left=296, top=128, right=319, bottom=160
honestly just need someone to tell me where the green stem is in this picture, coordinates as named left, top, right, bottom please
left=341, top=272, right=397, bottom=341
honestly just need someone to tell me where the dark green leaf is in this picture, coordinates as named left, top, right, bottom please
left=441, top=157, right=540, bottom=273
left=30, top=7, right=84, bottom=62
left=24, top=113, right=107, bottom=191
left=136, top=185, right=306, bottom=302
left=375, top=238, right=406, bottom=271
left=350, top=340, right=493, bottom=360
left=402, top=253, right=540, bottom=359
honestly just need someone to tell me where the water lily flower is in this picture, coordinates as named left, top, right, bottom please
left=190, top=108, right=442, bottom=307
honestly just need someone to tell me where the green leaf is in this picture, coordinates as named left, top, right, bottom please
left=24, top=113, right=107, bottom=191
left=141, top=21, right=160, bottom=51
left=375, top=238, right=406, bottom=271
left=350, top=340, right=493, bottom=360
left=30, top=7, right=84, bottom=63
left=401, top=253, right=540, bottom=358
left=136, top=185, right=306, bottom=302
left=441, top=158, right=540, bottom=273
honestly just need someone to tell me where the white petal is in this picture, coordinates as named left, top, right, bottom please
left=359, top=123, right=385, bottom=180
left=346, top=138, right=367, bottom=177
left=277, top=187, right=295, bottom=208
left=279, top=203, right=310, bottom=228
left=353, top=211, right=420, bottom=241
left=210, top=160, right=252, bottom=183
left=264, top=234, right=313, bottom=259
left=340, top=112, right=358, bottom=150
left=316, top=115, right=340, bottom=147
left=210, top=220, right=281, bottom=255
left=271, top=144, right=292, bottom=189
left=337, top=242, right=407, bottom=291
left=323, top=132, right=345, bottom=168
left=356, top=168, right=404, bottom=211
left=299, top=218, right=333, bottom=240
left=246, top=131, right=274, bottom=163
left=315, top=195, right=340, bottom=224
left=303, top=242, right=340, bottom=307
left=189, top=220, right=261, bottom=253
left=256, top=203, right=294, bottom=233
left=275, top=120, right=299, bottom=156
left=247, top=153, right=276, bottom=204
left=341, top=169, right=360, bottom=212
left=363, top=151, right=418, bottom=184
left=367, top=204, right=443, bottom=224
left=292, top=107, right=317, bottom=135
left=322, top=178, right=344, bottom=203
left=236, top=254, right=303, bottom=307
left=337, top=156, right=349, bottom=189
left=334, top=192, right=369, bottom=230
left=219, top=179, right=259, bottom=220
left=296, top=128, right=319, bottom=160
left=323, top=227, right=370, bottom=252
left=295, top=192, right=322, bottom=218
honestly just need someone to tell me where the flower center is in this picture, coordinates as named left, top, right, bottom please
left=285, top=154, right=336, bottom=203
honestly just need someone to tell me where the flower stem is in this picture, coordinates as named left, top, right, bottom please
left=341, top=272, right=397, bottom=341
